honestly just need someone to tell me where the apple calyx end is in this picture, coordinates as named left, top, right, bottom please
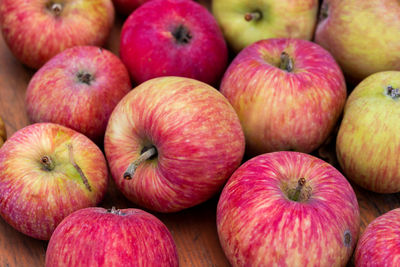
left=47, top=2, right=63, bottom=17
left=244, top=11, right=262, bottom=22
left=41, top=155, right=55, bottom=171
left=172, top=25, right=192, bottom=45
left=279, top=52, right=294, bottom=72
left=385, top=85, right=400, bottom=99
left=343, top=230, right=352, bottom=247
left=123, top=146, right=157, bottom=180
left=77, top=72, right=94, bottom=85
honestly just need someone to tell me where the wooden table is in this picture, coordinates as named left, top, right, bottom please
left=0, top=3, right=399, bottom=266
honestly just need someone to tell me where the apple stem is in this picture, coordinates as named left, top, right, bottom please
left=244, top=11, right=262, bottom=22
left=41, top=155, right=55, bottom=171
left=279, top=52, right=294, bottom=72
left=124, top=147, right=157, bottom=180
left=386, top=85, right=400, bottom=99
left=67, top=144, right=92, bottom=192
left=291, top=178, right=306, bottom=202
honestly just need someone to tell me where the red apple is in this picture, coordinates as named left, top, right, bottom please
left=104, top=76, right=245, bottom=212
left=220, top=38, right=346, bottom=155
left=25, top=46, right=131, bottom=143
left=0, top=123, right=108, bottom=240
left=0, top=0, right=114, bottom=69
left=217, top=151, right=360, bottom=266
left=46, top=207, right=179, bottom=267
left=119, top=0, right=228, bottom=86
left=355, top=208, right=400, bottom=266
left=112, top=0, right=151, bottom=16
left=0, top=116, right=6, bottom=148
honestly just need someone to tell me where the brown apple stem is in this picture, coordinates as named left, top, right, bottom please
left=49, top=3, right=63, bottom=16
left=386, top=85, right=400, bottom=99
left=124, top=147, right=157, bottom=180
left=67, top=144, right=92, bottom=192
left=291, top=178, right=306, bottom=202
left=244, top=11, right=262, bottom=22
left=279, top=52, right=294, bottom=72
left=41, top=155, right=55, bottom=171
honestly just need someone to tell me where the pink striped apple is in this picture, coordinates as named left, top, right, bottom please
left=217, top=151, right=360, bottom=266
left=46, top=207, right=179, bottom=267
left=355, top=208, right=400, bottom=266
left=220, top=38, right=346, bottom=156
left=0, top=123, right=108, bottom=240
left=25, top=46, right=131, bottom=143
left=0, top=116, right=6, bottom=148
left=119, top=0, right=227, bottom=86
left=104, top=76, right=245, bottom=212
left=0, top=0, right=114, bottom=69
left=336, top=71, right=400, bottom=193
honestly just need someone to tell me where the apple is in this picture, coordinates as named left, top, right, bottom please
left=315, top=0, right=400, bottom=82
left=45, top=207, right=179, bottom=267
left=220, top=38, right=346, bottom=156
left=355, top=208, right=400, bottom=266
left=104, top=76, right=245, bottom=212
left=25, top=46, right=131, bottom=143
left=119, top=0, right=228, bottom=86
left=336, top=71, right=400, bottom=193
left=217, top=151, right=360, bottom=266
left=0, top=116, right=6, bottom=148
left=212, top=0, right=318, bottom=52
left=112, top=0, right=151, bottom=16
left=0, top=123, right=109, bottom=240
left=0, top=0, right=114, bottom=69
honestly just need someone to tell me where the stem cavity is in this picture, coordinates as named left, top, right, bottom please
left=47, top=2, right=63, bottom=16
left=67, top=144, right=92, bottom=192
left=244, top=11, right=262, bottom=22
left=279, top=52, right=294, bottom=72
left=123, top=146, right=157, bottom=180
left=41, top=155, right=55, bottom=171
left=172, top=25, right=192, bottom=44
left=385, top=85, right=400, bottom=99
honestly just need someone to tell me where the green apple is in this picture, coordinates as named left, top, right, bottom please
left=212, top=0, right=318, bottom=52
left=337, top=71, right=400, bottom=193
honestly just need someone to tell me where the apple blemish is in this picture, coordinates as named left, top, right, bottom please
left=385, top=85, right=400, bottom=99
left=123, top=146, right=158, bottom=180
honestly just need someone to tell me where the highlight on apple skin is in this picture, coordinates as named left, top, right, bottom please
left=119, top=0, right=228, bottom=86
left=0, top=123, right=109, bottom=240
left=104, top=76, right=245, bottom=212
left=45, top=207, right=179, bottom=267
left=217, top=151, right=360, bottom=266
left=220, top=38, right=346, bottom=156
left=336, top=71, right=400, bottom=193
left=355, top=208, right=400, bottom=267
left=25, top=46, right=131, bottom=144
left=0, top=0, right=115, bottom=69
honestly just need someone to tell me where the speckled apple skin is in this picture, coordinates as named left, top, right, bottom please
left=0, top=0, right=114, bottom=69
left=315, top=0, right=400, bottom=82
left=0, top=123, right=108, bottom=240
left=355, top=208, right=400, bottom=267
left=217, top=151, right=360, bottom=267
left=336, top=71, right=400, bottom=193
left=119, top=0, right=228, bottom=86
left=220, top=38, right=346, bottom=155
left=104, top=77, right=245, bottom=212
left=0, top=116, right=6, bottom=148
left=112, top=0, right=151, bottom=16
left=25, top=46, right=131, bottom=143
left=45, top=207, right=179, bottom=267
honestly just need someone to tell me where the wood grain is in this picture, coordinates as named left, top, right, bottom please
left=0, top=1, right=399, bottom=266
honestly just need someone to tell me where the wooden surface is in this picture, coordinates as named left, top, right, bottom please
left=1, top=3, right=400, bottom=267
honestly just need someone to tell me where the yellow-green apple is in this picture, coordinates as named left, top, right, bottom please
left=336, top=71, right=400, bottom=193
left=355, top=208, right=400, bottom=266
left=46, top=207, right=179, bottom=266
left=315, top=0, right=400, bottom=83
left=104, top=76, right=245, bottom=212
left=0, top=123, right=108, bottom=240
left=119, top=0, right=227, bottom=86
left=217, top=151, right=360, bottom=266
left=0, top=0, right=114, bottom=69
left=212, top=0, right=318, bottom=52
left=112, top=0, right=151, bottom=16
left=220, top=38, right=346, bottom=155
left=0, top=116, right=6, bottom=148
left=25, top=46, right=131, bottom=143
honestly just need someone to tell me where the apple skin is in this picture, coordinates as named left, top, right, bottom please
left=315, top=0, right=400, bottom=83
left=336, top=71, right=400, bottom=193
left=355, top=208, right=400, bottom=267
left=112, top=0, right=151, bottom=16
left=104, top=76, right=245, bottom=212
left=0, top=116, right=6, bottom=148
left=119, top=0, right=228, bottom=86
left=217, top=151, right=360, bottom=266
left=45, top=207, right=179, bottom=267
left=25, top=46, right=131, bottom=143
left=0, top=0, right=114, bottom=69
left=220, top=38, right=346, bottom=155
left=212, top=0, right=318, bottom=52
left=0, top=123, right=108, bottom=240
